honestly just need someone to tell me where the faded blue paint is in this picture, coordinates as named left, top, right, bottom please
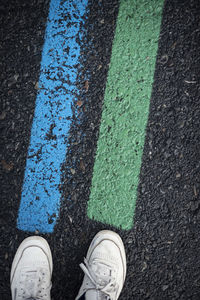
left=17, top=0, right=88, bottom=233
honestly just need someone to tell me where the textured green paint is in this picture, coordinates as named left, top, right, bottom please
left=88, top=0, right=164, bottom=229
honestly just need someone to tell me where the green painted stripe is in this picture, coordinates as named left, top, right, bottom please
left=88, top=0, right=164, bottom=230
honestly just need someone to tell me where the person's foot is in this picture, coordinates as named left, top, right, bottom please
left=10, top=236, right=53, bottom=300
left=75, top=230, right=126, bottom=300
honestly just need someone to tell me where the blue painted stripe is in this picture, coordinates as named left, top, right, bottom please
left=17, top=0, right=88, bottom=233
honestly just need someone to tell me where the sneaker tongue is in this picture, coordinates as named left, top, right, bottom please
left=85, top=290, right=109, bottom=300
left=85, top=290, right=96, bottom=300
left=24, top=270, right=37, bottom=290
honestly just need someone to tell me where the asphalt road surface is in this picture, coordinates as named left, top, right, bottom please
left=1, top=0, right=200, bottom=299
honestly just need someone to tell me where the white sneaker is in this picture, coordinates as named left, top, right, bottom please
left=75, top=230, right=126, bottom=300
left=10, top=236, right=53, bottom=300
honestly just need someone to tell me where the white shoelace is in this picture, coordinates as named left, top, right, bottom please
left=17, top=268, right=51, bottom=300
left=80, top=258, right=119, bottom=300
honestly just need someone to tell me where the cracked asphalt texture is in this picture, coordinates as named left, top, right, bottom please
left=1, top=0, right=200, bottom=299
